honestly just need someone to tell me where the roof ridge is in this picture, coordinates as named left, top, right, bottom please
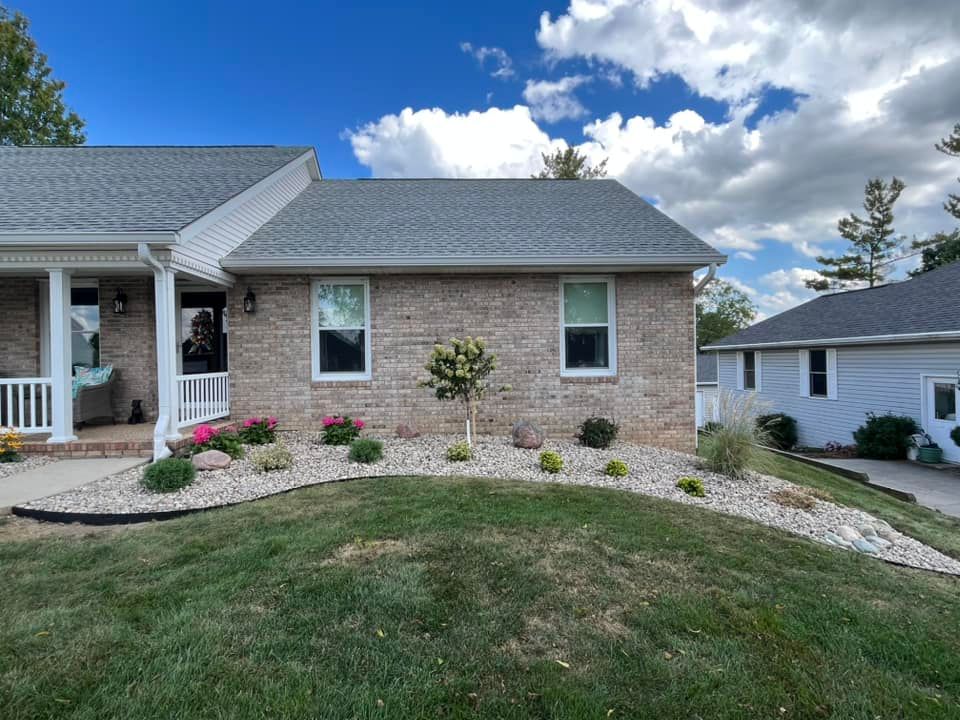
left=9, top=144, right=311, bottom=149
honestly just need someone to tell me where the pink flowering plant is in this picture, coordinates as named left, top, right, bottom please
left=321, top=415, right=364, bottom=445
left=190, top=423, right=244, bottom=459
left=238, top=416, right=279, bottom=445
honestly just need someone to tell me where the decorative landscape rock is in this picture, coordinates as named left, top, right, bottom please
left=395, top=423, right=421, bottom=439
left=823, top=531, right=852, bottom=548
left=852, top=538, right=879, bottom=554
left=14, top=433, right=960, bottom=576
left=511, top=420, right=545, bottom=449
left=191, top=449, right=232, bottom=471
left=837, top=525, right=862, bottom=542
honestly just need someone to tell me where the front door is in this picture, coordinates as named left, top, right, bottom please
left=179, top=292, right=228, bottom=375
left=925, top=377, right=959, bottom=463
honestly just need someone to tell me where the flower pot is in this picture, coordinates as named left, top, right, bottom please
left=917, top=446, right=943, bottom=464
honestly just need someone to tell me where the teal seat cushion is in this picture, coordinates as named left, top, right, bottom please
left=72, top=365, right=113, bottom=399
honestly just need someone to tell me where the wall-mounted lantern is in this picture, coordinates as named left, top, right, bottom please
left=113, top=288, right=128, bottom=314
left=243, top=287, right=256, bottom=314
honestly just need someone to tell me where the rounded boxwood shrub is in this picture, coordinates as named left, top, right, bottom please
left=251, top=445, right=293, bottom=472
left=539, top=450, right=563, bottom=473
left=676, top=476, right=706, bottom=498
left=142, top=458, right=196, bottom=493
left=756, top=413, right=798, bottom=451
left=349, top=438, right=384, bottom=464
left=604, top=459, right=628, bottom=477
left=447, top=441, right=472, bottom=462
left=853, top=413, right=919, bottom=459
left=577, top=417, right=619, bottom=449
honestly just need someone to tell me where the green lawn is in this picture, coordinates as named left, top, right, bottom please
left=2, top=475, right=959, bottom=719
left=744, top=448, right=960, bottom=560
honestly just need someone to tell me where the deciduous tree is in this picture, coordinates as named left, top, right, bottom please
left=696, top=279, right=757, bottom=348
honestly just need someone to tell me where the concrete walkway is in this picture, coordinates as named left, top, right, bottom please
left=825, top=458, right=960, bottom=519
left=0, top=458, right=146, bottom=509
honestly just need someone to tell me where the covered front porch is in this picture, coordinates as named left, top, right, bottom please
left=0, top=248, right=235, bottom=458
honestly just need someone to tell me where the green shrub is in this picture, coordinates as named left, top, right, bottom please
left=447, top=441, right=472, bottom=462
left=951, top=426, right=960, bottom=447
left=853, top=413, right=919, bottom=459
left=251, top=444, right=293, bottom=472
left=238, top=417, right=278, bottom=445
left=577, top=417, right=619, bottom=449
left=141, top=458, right=196, bottom=493
left=756, top=413, right=798, bottom=450
left=676, top=476, right=705, bottom=498
left=349, top=438, right=384, bottom=464
left=539, top=450, right=563, bottom=473
left=321, top=415, right=364, bottom=445
left=701, top=390, right=769, bottom=479
left=604, top=459, right=628, bottom=477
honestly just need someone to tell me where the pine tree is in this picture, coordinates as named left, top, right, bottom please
left=533, top=148, right=608, bottom=179
left=935, top=122, right=960, bottom=221
left=806, top=177, right=906, bottom=291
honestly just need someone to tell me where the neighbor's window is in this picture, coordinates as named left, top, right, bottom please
left=311, top=278, right=371, bottom=381
left=743, top=351, right=756, bottom=390
left=809, top=349, right=828, bottom=397
left=933, top=382, right=956, bottom=421
left=70, top=286, right=100, bottom=370
left=561, top=277, right=616, bottom=376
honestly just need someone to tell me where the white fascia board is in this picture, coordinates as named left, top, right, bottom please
left=703, top=331, right=960, bottom=351
left=176, top=150, right=318, bottom=243
left=0, top=231, right=177, bottom=246
left=221, top=253, right=728, bottom=272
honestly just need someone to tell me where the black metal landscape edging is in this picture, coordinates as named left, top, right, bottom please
left=764, top=447, right=918, bottom=504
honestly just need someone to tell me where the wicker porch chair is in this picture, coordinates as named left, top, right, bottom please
left=73, top=370, right=119, bottom=427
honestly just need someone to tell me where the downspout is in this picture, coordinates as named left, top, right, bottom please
left=138, top=243, right=173, bottom=461
left=692, top=263, right=719, bottom=449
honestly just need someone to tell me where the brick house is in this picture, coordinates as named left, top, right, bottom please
left=0, top=146, right=725, bottom=457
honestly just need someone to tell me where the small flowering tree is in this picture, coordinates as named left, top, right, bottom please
left=419, top=336, right=507, bottom=446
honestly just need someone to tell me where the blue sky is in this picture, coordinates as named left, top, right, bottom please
left=12, top=0, right=960, bottom=318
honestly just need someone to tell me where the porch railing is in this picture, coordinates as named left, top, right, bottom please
left=0, top=378, right=53, bottom=434
left=176, top=372, right=230, bottom=429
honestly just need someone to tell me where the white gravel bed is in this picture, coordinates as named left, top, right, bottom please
left=0, top=454, right=55, bottom=481
left=17, top=433, right=960, bottom=576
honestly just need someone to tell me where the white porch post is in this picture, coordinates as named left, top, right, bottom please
left=46, top=269, right=77, bottom=443
left=151, top=266, right=180, bottom=458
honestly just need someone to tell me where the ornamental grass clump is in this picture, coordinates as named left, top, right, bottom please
left=539, top=450, right=563, bottom=474
left=419, top=336, right=509, bottom=447
left=349, top=438, right=384, bottom=464
left=604, top=459, right=628, bottom=477
left=239, top=416, right=278, bottom=445
left=251, top=444, right=293, bottom=472
left=0, top=425, right=24, bottom=463
left=701, top=390, right=769, bottom=480
left=141, top=458, right=196, bottom=493
left=446, top=441, right=472, bottom=462
left=190, top=424, right=244, bottom=459
left=321, top=415, right=364, bottom=445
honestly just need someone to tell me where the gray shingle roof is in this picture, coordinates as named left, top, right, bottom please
left=224, top=179, right=724, bottom=265
left=0, top=146, right=312, bottom=233
left=706, top=260, right=960, bottom=348
left=696, top=352, right=718, bottom=383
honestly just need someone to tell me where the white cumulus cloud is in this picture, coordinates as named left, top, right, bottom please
left=460, top=42, right=515, bottom=79
left=522, top=75, right=592, bottom=122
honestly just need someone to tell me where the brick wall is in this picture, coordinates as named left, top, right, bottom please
left=228, top=273, right=696, bottom=452
left=0, top=278, right=41, bottom=377
left=98, top=277, right=158, bottom=421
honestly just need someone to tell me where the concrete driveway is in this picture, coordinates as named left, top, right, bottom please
left=826, top=458, right=960, bottom=518
left=0, top=458, right=146, bottom=509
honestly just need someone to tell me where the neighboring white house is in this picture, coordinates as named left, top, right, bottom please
left=704, top=261, right=960, bottom=462
left=695, top=351, right=718, bottom=428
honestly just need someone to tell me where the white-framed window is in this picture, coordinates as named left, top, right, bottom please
left=311, top=278, right=371, bottom=381
left=799, top=348, right=837, bottom=400
left=736, top=350, right=761, bottom=391
left=560, top=276, right=617, bottom=377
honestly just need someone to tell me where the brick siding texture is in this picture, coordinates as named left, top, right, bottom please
left=228, top=273, right=696, bottom=453
left=0, top=278, right=41, bottom=377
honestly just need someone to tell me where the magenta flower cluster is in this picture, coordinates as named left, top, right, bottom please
left=193, top=424, right=220, bottom=444
left=322, top=415, right=364, bottom=429
left=243, top=416, right=278, bottom=430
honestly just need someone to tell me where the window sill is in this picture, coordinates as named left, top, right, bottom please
left=561, top=374, right=619, bottom=385
left=312, top=376, right=372, bottom=389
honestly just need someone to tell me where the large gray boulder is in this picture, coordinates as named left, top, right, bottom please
left=191, top=449, right=232, bottom=471
left=512, top=420, right=545, bottom=449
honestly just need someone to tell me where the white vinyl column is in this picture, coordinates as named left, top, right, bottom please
left=46, top=269, right=77, bottom=444
left=152, top=267, right=180, bottom=455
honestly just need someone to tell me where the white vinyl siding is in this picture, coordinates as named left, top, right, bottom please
left=719, top=342, right=960, bottom=449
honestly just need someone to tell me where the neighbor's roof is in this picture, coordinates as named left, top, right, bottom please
left=705, top=260, right=960, bottom=349
left=0, top=145, right=313, bottom=234
left=696, top=351, right=718, bottom=383
left=223, top=179, right=725, bottom=268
